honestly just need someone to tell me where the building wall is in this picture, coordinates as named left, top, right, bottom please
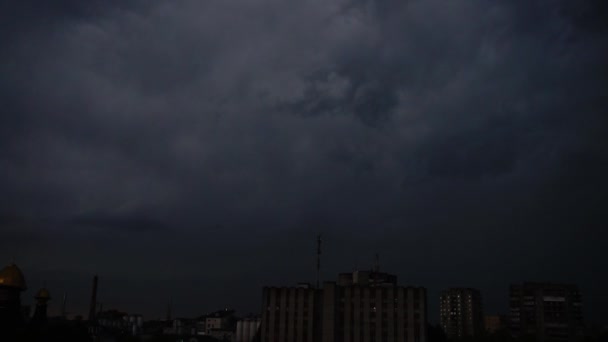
left=236, top=318, right=261, bottom=342
left=209, top=329, right=235, bottom=340
left=509, top=283, right=583, bottom=342
left=440, top=288, right=484, bottom=339
left=261, top=286, right=319, bottom=342
left=205, top=317, right=225, bottom=332
left=261, top=276, right=428, bottom=342
left=323, top=283, right=427, bottom=342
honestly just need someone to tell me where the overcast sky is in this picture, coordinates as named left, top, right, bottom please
left=1, top=0, right=607, bottom=323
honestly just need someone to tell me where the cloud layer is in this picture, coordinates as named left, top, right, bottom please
left=1, top=0, right=607, bottom=320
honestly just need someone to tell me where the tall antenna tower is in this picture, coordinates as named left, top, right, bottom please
left=316, top=234, right=322, bottom=289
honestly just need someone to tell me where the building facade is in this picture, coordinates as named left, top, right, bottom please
left=440, top=288, right=484, bottom=339
left=236, top=316, right=261, bottom=342
left=261, top=271, right=427, bottom=342
left=96, top=310, right=144, bottom=337
left=201, top=309, right=236, bottom=338
left=509, top=283, right=583, bottom=342
left=204, top=310, right=234, bottom=333
left=261, top=283, right=319, bottom=342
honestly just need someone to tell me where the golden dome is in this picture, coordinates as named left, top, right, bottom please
left=0, top=263, right=27, bottom=290
left=36, top=287, right=51, bottom=300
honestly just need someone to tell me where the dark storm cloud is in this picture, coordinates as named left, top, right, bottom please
left=0, top=0, right=143, bottom=47
left=1, top=0, right=607, bottom=321
left=68, top=214, right=167, bottom=232
left=0, top=215, right=42, bottom=248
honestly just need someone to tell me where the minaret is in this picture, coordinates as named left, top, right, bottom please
left=88, top=275, right=98, bottom=322
left=31, top=287, right=51, bottom=327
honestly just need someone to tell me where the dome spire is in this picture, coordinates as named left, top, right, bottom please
left=0, top=263, right=27, bottom=290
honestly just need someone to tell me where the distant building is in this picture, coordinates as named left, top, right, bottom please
left=261, top=271, right=427, bottom=342
left=208, top=328, right=235, bottom=341
left=164, top=317, right=197, bottom=336
left=509, top=283, right=583, bottom=342
left=96, top=310, right=143, bottom=337
left=236, top=316, right=260, bottom=342
left=439, top=288, right=484, bottom=339
left=204, top=309, right=235, bottom=334
left=485, top=315, right=506, bottom=334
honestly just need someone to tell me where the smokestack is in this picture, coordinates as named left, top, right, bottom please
left=316, top=234, right=322, bottom=289
left=88, top=275, right=98, bottom=322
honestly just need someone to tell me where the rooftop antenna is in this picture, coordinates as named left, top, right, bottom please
left=316, top=234, right=322, bottom=289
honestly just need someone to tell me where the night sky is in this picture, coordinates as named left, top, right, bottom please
left=1, top=0, right=607, bottom=324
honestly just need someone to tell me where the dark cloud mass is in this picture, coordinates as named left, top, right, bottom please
left=1, top=0, right=607, bottom=322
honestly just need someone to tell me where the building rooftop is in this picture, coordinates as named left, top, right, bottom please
left=337, top=270, right=398, bottom=286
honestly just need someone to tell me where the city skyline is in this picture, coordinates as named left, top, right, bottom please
left=2, top=255, right=597, bottom=326
left=2, top=261, right=597, bottom=342
left=1, top=0, right=607, bottom=332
